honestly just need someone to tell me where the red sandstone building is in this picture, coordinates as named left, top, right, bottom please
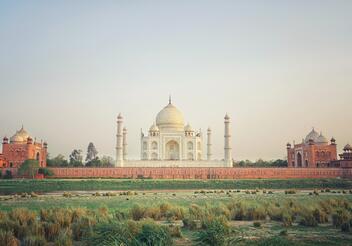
left=0, top=126, right=47, bottom=168
left=287, top=128, right=338, bottom=168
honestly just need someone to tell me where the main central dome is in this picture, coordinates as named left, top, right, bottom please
left=156, top=100, right=184, bottom=131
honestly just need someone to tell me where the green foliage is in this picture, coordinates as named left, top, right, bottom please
left=0, top=229, right=20, bottom=246
left=18, top=160, right=39, bottom=178
left=235, top=159, right=288, bottom=167
left=299, top=210, right=318, bottom=227
left=38, top=168, right=54, bottom=177
left=136, top=220, right=173, bottom=246
left=69, top=149, right=83, bottom=167
left=253, top=236, right=296, bottom=246
left=195, top=218, right=229, bottom=246
left=86, top=221, right=137, bottom=246
left=22, top=235, right=47, bottom=246
left=3, top=170, right=13, bottom=179
left=47, top=154, right=68, bottom=167
left=85, top=157, right=102, bottom=167
left=1, top=178, right=352, bottom=194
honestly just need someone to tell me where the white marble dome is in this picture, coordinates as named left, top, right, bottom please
left=316, top=132, right=329, bottom=144
left=156, top=102, right=184, bottom=130
left=304, top=128, right=320, bottom=143
left=10, top=126, right=30, bottom=143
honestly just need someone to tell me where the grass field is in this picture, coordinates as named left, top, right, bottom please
left=1, top=179, right=352, bottom=245
left=0, top=189, right=352, bottom=245
left=1, top=178, right=352, bottom=194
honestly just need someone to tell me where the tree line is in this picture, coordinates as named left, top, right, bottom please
left=234, top=159, right=287, bottom=167
left=47, top=142, right=115, bottom=167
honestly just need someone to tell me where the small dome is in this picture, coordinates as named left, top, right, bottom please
left=10, top=126, right=31, bottom=143
left=304, top=128, right=320, bottom=144
left=344, top=144, right=352, bottom=151
left=224, top=114, right=230, bottom=120
left=10, top=134, right=24, bottom=143
left=156, top=101, right=184, bottom=131
left=316, top=132, right=329, bottom=144
left=184, top=123, right=194, bottom=132
left=149, top=123, right=159, bottom=132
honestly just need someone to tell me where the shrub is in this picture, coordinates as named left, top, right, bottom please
left=44, top=222, right=61, bottom=241
left=253, top=221, right=261, bottom=228
left=136, top=220, right=172, bottom=246
left=131, top=205, right=146, bottom=221
left=62, top=192, right=72, bottom=198
left=284, top=190, right=296, bottom=194
left=72, top=216, right=96, bottom=241
left=22, top=235, right=47, bottom=246
left=313, top=208, right=328, bottom=223
left=299, top=211, right=318, bottom=227
left=0, top=230, right=20, bottom=246
left=195, top=218, right=229, bottom=246
left=85, top=221, right=137, bottom=246
left=55, top=229, right=72, bottom=246
left=332, top=209, right=350, bottom=228
left=30, top=192, right=39, bottom=198
left=282, top=212, right=293, bottom=227
left=3, top=170, right=13, bottom=179
left=169, top=225, right=182, bottom=238
left=8, top=208, right=36, bottom=227
left=38, top=168, right=54, bottom=177
left=245, top=207, right=266, bottom=221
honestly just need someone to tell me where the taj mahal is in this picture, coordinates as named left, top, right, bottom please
left=115, top=97, right=233, bottom=167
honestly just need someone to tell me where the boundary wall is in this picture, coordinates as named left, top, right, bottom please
left=1, top=167, right=352, bottom=179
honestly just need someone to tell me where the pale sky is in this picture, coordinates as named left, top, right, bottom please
left=0, top=1, right=351, bottom=161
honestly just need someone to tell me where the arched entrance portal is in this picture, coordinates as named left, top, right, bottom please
left=165, top=140, right=180, bottom=160
left=296, top=153, right=302, bottom=167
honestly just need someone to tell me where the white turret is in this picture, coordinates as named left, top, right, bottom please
left=116, top=113, right=124, bottom=167
left=224, top=114, right=232, bottom=167
left=123, top=127, right=127, bottom=161
left=207, top=127, right=212, bottom=161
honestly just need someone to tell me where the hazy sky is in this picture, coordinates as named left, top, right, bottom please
left=0, top=1, right=351, bottom=161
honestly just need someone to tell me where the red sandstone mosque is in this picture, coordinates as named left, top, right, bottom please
left=287, top=128, right=352, bottom=168
left=0, top=126, right=47, bottom=168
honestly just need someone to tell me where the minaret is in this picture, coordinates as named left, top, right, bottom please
left=123, top=127, right=127, bottom=161
left=224, top=114, right=232, bottom=167
left=207, top=127, right=212, bottom=161
left=116, top=113, right=123, bottom=167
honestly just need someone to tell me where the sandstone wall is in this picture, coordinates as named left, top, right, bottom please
left=49, top=167, right=352, bottom=179
left=1, top=167, right=351, bottom=179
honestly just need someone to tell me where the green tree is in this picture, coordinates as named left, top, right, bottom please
left=18, top=159, right=39, bottom=178
left=101, top=156, right=115, bottom=167
left=86, top=142, right=98, bottom=162
left=47, top=154, right=69, bottom=167
left=69, top=149, right=83, bottom=167
left=85, top=157, right=102, bottom=167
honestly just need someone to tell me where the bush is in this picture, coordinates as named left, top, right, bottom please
left=0, top=230, right=20, bottom=246
left=284, top=190, right=296, bottom=194
left=55, top=229, right=72, bottom=246
left=313, top=208, right=328, bottom=223
left=299, top=211, right=318, bottom=227
left=38, top=168, right=54, bottom=177
left=253, top=221, right=261, bottom=228
left=136, top=220, right=172, bottom=246
left=341, top=222, right=350, bottom=232
left=3, top=170, right=13, bottom=179
left=169, top=225, right=182, bottom=238
left=131, top=205, right=146, bottom=221
left=195, top=218, right=229, bottom=246
left=22, top=235, right=47, bottom=246
left=86, top=221, right=137, bottom=246
left=332, top=209, right=350, bottom=228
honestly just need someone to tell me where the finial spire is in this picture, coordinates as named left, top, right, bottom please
left=169, top=95, right=171, bottom=104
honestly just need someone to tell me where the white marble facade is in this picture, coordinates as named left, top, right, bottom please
left=116, top=97, right=232, bottom=167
